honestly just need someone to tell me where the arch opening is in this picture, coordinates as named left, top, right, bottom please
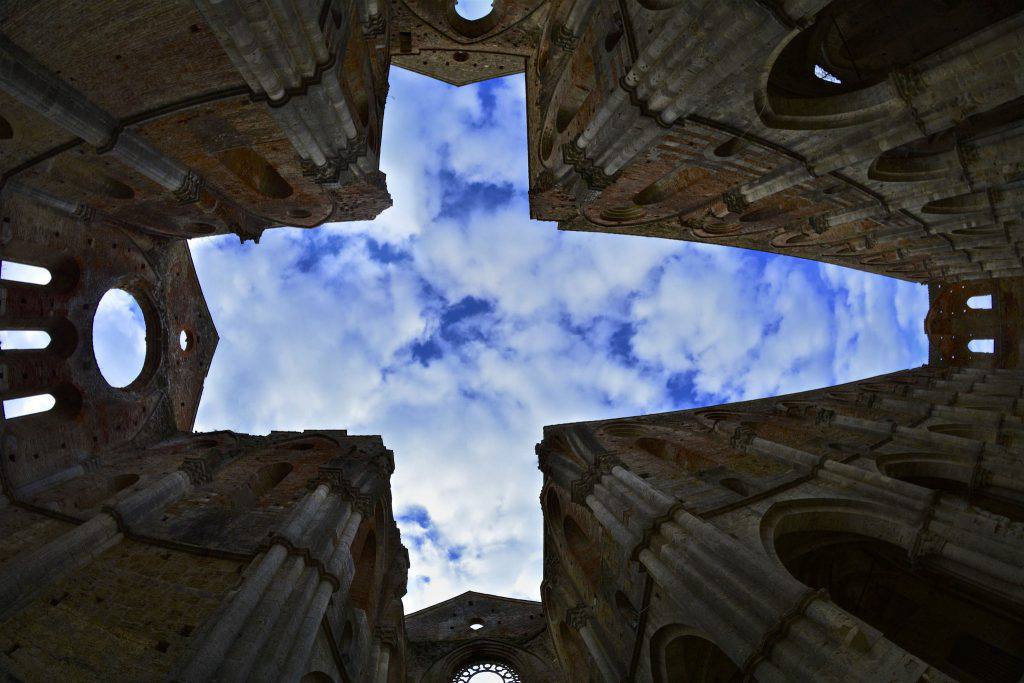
left=776, top=529, right=1024, bottom=681
left=877, top=453, right=1024, bottom=522
left=967, top=295, right=992, bottom=310
left=968, top=339, right=994, bottom=353
left=452, top=661, right=520, bottom=682
left=0, top=329, right=50, bottom=350
left=1, top=261, right=51, bottom=285
left=768, top=0, right=1020, bottom=98
left=454, top=0, right=493, bottom=21
left=649, top=627, right=740, bottom=683
left=2, top=394, right=56, bottom=419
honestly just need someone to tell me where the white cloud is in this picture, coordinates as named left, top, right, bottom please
left=188, top=69, right=930, bottom=612
left=93, top=288, right=148, bottom=388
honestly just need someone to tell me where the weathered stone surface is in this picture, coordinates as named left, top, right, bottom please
left=2, top=1, right=1023, bottom=681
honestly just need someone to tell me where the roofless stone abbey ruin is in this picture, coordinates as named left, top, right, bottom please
left=1, top=0, right=1023, bottom=681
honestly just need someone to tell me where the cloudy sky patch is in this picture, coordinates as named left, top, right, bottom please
left=187, top=68, right=929, bottom=611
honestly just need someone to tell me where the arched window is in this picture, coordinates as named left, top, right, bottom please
left=769, top=0, right=1019, bottom=98
left=2, top=384, right=81, bottom=423
left=649, top=626, right=740, bottom=683
left=966, top=295, right=993, bottom=310
left=776, top=530, right=1024, bottom=681
left=451, top=661, right=521, bottom=682
left=3, top=394, right=56, bottom=419
left=968, top=339, right=994, bottom=353
left=0, top=330, right=50, bottom=350
left=1, top=261, right=51, bottom=285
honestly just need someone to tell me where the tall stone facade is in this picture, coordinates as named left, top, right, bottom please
left=537, top=364, right=1024, bottom=681
left=405, top=591, right=558, bottom=681
left=0, top=429, right=408, bottom=682
left=3, top=0, right=1024, bottom=681
left=528, top=0, right=1024, bottom=284
left=1, top=2, right=408, bottom=681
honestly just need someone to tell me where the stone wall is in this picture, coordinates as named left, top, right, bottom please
left=528, top=0, right=1024, bottom=284
left=538, top=365, right=1024, bottom=681
left=405, top=591, right=558, bottom=682
left=0, top=429, right=409, bottom=682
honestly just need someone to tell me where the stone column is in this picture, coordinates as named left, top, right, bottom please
left=0, top=34, right=193, bottom=194
left=364, top=625, right=399, bottom=683
left=172, top=483, right=333, bottom=682
left=562, top=438, right=942, bottom=681
left=275, top=509, right=364, bottom=683
left=565, top=605, right=620, bottom=683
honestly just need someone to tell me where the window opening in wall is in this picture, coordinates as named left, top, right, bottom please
left=968, top=339, right=994, bottom=353
left=3, top=394, right=55, bottom=419
left=469, top=618, right=485, bottom=630
left=967, top=295, right=993, bottom=310
left=1, top=260, right=51, bottom=285
left=452, top=661, right=521, bottom=683
left=93, top=289, right=148, bottom=388
left=813, top=64, right=842, bottom=84
left=454, top=0, right=493, bottom=20
left=0, top=329, right=50, bottom=350
left=179, top=329, right=190, bottom=351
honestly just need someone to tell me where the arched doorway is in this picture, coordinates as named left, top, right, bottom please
left=776, top=530, right=1024, bottom=682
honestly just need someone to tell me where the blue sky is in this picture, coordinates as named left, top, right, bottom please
left=177, top=68, right=929, bottom=612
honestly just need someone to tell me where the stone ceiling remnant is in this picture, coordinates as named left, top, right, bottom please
left=1, top=0, right=1022, bottom=681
